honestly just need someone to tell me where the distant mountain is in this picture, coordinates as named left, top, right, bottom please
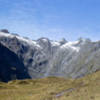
left=0, top=30, right=100, bottom=81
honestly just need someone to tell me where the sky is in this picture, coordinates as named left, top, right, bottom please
left=0, top=0, right=100, bottom=41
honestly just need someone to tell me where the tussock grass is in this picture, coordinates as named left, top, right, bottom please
left=0, top=71, right=100, bottom=100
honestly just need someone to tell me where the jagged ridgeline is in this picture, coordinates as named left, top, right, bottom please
left=0, top=29, right=100, bottom=82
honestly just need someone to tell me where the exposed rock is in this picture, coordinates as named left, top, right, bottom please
left=0, top=43, right=30, bottom=82
left=0, top=31, right=100, bottom=81
left=0, top=29, right=9, bottom=33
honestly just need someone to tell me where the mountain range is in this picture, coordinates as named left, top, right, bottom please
left=0, top=29, right=100, bottom=82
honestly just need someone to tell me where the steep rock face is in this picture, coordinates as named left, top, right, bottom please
left=48, top=40, right=100, bottom=78
left=0, top=43, right=30, bottom=82
left=0, top=31, right=100, bottom=80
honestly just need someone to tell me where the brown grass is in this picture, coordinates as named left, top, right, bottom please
left=0, top=71, right=100, bottom=100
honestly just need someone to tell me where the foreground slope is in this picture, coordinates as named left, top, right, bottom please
left=0, top=30, right=100, bottom=81
left=0, top=70, right=99, bottom=100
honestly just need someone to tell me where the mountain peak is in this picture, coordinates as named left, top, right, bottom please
left=59, top=38, right=67, bottom=45
left=0, top=29, right=9, bottom=33
left=0, top=31, right=100, bottom=81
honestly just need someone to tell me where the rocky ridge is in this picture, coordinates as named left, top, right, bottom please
left=0, top=30, right=100, bottom=81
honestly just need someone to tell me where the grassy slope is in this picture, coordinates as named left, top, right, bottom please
left=0, top=71, right=100, bottom=100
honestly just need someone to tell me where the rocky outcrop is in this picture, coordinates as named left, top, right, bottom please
left=0, top=43, right=30, bottom=82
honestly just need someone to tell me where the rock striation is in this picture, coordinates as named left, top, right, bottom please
left=0, top=30, right=100, bottom=81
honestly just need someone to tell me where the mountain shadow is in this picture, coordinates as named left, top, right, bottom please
left=0, top=43, right=30, bottom=82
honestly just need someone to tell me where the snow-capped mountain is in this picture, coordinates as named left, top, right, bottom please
left=0, top=30, right=100, bottom=81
